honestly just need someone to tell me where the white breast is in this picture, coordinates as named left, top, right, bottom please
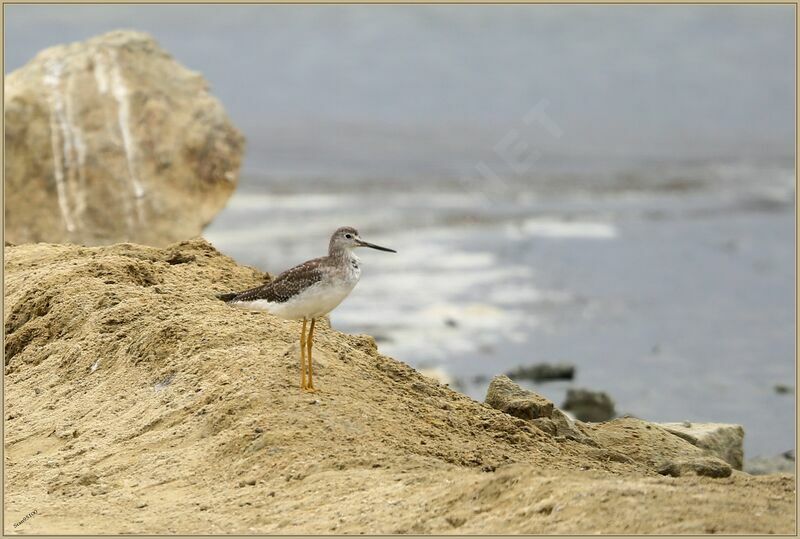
left=346, top=253, right=362, bottom=282
left=234, top=254, right=362, bottom=320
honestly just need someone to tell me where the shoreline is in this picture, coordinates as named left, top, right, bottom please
left=4, top=239, right=795, bottom=534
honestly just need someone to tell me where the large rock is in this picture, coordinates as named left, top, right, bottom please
left=659, top=422, right=744, bottom=470
left=4, top=30, right=244, bottom=247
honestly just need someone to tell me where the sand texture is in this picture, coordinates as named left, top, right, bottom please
left=4, top=239, right=795, bottom=534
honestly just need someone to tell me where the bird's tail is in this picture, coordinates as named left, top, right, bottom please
left=216, top=292, right=238, bottom=302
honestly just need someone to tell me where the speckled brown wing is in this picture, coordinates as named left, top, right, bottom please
left=220, top=258, right=326, bottom=305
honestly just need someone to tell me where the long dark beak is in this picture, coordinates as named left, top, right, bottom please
left=356, top=239, right=397, bottom=253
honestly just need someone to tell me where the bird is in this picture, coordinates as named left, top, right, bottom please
left=217, top=226, right=396, bottom=391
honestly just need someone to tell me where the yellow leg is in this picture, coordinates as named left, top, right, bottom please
left=306, top=318, right=316, bottom=391
left=300, top=318, right=307, bottom=390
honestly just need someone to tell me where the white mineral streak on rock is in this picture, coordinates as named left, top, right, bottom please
left=64, top=69, right=88, bottom=222
left=92, top=49, right=109, bottom=95
left=93, top=48, right=136, bottom=232
left=109, top=49, right=147, bottom=224
left=43, top=59, right=76, bottom=233
left=5, top=30, right=243, bottom=246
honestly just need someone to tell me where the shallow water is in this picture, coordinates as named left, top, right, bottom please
left=206, top=159, right=795, bottom=459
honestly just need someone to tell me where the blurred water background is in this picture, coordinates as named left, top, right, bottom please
left=5, top=4, right=795, bottom=458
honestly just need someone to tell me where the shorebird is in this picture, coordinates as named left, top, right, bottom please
left=217, top=226, right=396, bottom=391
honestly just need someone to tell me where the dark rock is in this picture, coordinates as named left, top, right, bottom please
left=505, top=363, right=575, bottom=382
left=561, top=388, right=616, bottom=422
left=774, top=384, right=794, bottom=395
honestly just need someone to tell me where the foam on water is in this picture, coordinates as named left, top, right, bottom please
left=203, top=161, right=794, bottom=457
left=515, top=218, right=618, bottom=239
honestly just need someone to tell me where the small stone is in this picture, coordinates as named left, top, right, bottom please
left=485, top=375, right=554, bottom=420
left=136, top=502, right=148, bottom=509
left=657, top=456, right=732, bottom=478
left=774, top=384, right=794, bottom=395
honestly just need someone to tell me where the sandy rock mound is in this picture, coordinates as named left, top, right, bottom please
left=4, top=30, right=244, bottom=246
left=659, top=421, right=744, bottom=470
left=3, top=240, right=795, bottom=534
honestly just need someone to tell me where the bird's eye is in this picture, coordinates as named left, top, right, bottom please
left=345, top=234, right=353, bottom=239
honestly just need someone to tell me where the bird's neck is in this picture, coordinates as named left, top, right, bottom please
left=329, top=246, right=356, bottom=262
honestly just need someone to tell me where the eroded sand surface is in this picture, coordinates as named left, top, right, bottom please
left=4, top=240, right=795, bottom=534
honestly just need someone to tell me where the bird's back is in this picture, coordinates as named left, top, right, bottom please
left=217, top=256, right=328, bottom=305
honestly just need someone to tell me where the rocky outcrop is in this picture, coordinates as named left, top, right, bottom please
left=658, top=422, right=744, bottom=470
left=485, top=377, right=743, bottom=479
left=484, top=375, right=592, bottom=443
left=4, top=30, right=244, bottom=247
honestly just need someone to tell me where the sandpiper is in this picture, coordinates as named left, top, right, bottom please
left=217, top=226, right=396, bottom=391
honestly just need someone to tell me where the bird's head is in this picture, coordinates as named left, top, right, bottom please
left=329, top=226, right=396, bottom=255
